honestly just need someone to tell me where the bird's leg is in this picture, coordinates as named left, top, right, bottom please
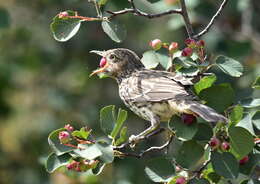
left=129, top=115, right=160, bottom=147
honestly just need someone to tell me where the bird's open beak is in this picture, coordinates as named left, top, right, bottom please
left=89, top=50, right=109, bottom=77
left=89, top=62, right=109, bottom=77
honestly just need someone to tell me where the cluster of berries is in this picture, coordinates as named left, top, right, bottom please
left=209, top=136, right=249, bottom=165
left=66, top=159, right=98, bottom=172
left=149, top=38, right=205, bottom=58
left=58, top=11, right=69, bottom=18
left=58, top=124, right=74, bottom=144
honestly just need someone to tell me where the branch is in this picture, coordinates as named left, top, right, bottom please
left=194, top=0, right=229, bottom=38
left=115, top=134, right=173, bottom=158
left=179, top=0, right=194, bottom=38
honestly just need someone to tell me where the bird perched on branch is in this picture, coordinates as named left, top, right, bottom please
left=90, top=48, right=227, bottom=144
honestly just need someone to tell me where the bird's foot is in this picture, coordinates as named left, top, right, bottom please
left=129, top=135, right=143, bottom=148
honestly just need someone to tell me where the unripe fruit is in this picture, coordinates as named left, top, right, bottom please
left=149, top=39, right=163, bottom=50
left=185, top=38, right=196, bottom=46
left=181, top=113, right=196, bottom=125
left=209, top=137, right=220, bottom=149
left=168, top=42, right=178, bottom=53
left=58, top=131, right=70, bottom=144
left=221, top=141, right=230, bottom=151
left=99, top=57, right=107, bottom=68
left=64, top=124, right=74, bottom=132
left=196, top=40, right=205, bottom=47
left=239, top=156, right=249, bottom=165
left=181, top=47, right=193, bottom=57
left=176, top=177, right=186, bottom=184
left=58, top=11, right=69, bottom=18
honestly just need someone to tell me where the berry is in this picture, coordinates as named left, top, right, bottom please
left=239, top=156, right=249, bottom=165
left=64, top=124, right=74, bottom=132
left=196, top=40, right=205, bottom=47
left=58, top=11, right=69, bottom=18
left=181, top=47, right=193, bottom=57
left=181, top=113, right=196, bottom=125
left=221, top=141, right=230, bottom=151
left=66, top=161, right=78, bottom=170
left=185, top=38, right=196, bottom=46
left=99, top=57, right=107, bottom=68
left=209, top=137, right=220, bottom=149
left=168, top=42, right=178, bottom=53
left=149, top=39, right=162, bottom=50
left=58, top=131, right=70, bottom=144
left=176, top=177, right=186, bottom=184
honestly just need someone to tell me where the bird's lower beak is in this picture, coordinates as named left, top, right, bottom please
left=89, top=62, right=110, bottom=77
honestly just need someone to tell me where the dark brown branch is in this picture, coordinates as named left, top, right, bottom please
left=194, top=0, right=229, bottom=38
left=179, top=0, right=194, bottom=38
left=116, top=135, right=173, bottom=158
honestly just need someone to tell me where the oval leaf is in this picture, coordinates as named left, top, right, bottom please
left=215, top=55, right=243, bottom=77
left=239, top=98, right=260, bottom=108
left=50, top=10, right=82, bottom=42
left=211, top=152, right=239, bottom=179
left=101, top=20, right=126, bottom=43
left=45, top=153, right=71, bottom=173
left=141, top=50, right=160, bottom=69
left=228, top=127, right=254, bottom=159
left=96, top=140, right=114, bottom=163
left=74, top=144, right=102, bottom=160
left=194, top=74, right=216, bottom=95
left=145, top=157, right=175, bottom=183
left=100, top=105, right=115, bottom=135
left=176, top=140, right=204, bottom=169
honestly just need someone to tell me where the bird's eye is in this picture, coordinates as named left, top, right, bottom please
left=109, top=54, right=116, bottom=60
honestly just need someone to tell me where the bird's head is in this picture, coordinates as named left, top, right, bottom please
left=90, top=48, right=144, bottom=78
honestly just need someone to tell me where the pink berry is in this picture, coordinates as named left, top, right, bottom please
left=58, top=11, right=69, bottom=18
left=181, top=47, right=193, bottom=57
left=185, top=38, right=196, bottom=46
left=181, top=113, right=196, bottom=125
left=64, top=124, right=74, bottom=132
left=66, top=161, right=78, bottom=170
left=176, top=177, right=186, bottom=184
left=196, top=40, right=205, bottom=47
left=169, top=42, right=178, bottom=53
left=209, top=137, right=220, bottom=149
left=239, top=156, right=249, bottom=165
left=221, top=141, right=230, bottom=151
left=149, top=39, right=162, bottom=50
left=99, top=57, right=107, bottom=68
left=58, top=131, right=70, bottom=144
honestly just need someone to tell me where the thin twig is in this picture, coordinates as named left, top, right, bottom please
left=194, top=0, right=229, bottom=38
left=179, top=0, right=194, bottom=38
left=116, top=135, right=174, bottom=158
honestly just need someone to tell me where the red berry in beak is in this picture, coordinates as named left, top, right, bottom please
left=99, top=57, right=107, bottom=68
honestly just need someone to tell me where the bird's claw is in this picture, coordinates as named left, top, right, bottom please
left=129, top=135, right=142, bottom=148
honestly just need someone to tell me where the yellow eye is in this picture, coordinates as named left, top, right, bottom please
left=109, top=54, right=116, bottom=60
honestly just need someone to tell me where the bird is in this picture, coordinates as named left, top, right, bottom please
left=90, top=48, right=228, bottom=144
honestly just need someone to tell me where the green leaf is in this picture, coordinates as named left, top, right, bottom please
left=177, top=66, right=199, bottom=77
left=229, top=105, right=244, bottom=125
left=239, top=153, right=260, bottom=175
left=252, top=76, right=260, bottom=89
left=74, top=144, right=102, bottom=160
left=215, top=55, right=243, bottom=77
left=252, top=111, right=260, bottom=130
left=101, top=20, right=126, bottom=43
left=199, top=83, right=234, bottom=112
left=97, top=0, right=108, bottom=6
left=96, top=140, right=114, bottom=163
left=110, top=108, right=127, bottom=139
left=237, top=113, right=255, bottom=136
left=188, top=178, right=210, bottom=184
left=0, top=8, right=10, bottom=28
left=169, top=116, right=198, bottom=140
left=211, top=152, right=239, bottom=179
left=92, top=161, right=106, bottom=175
left=100, top=105, right=115, bottom=135
left=193, top=123, right=213, bottom=142
left=71, top=127, right=91, bottom=139
left=194, top=74, right=217, bottom=95
left=141, top=50, right=159, bottom=69
left=145, top=157, right=175, bottom=183
left=157, top=48, right=171, bottom=70
left=239, top=98, right=260, bottom=108
left=228, top=127, right=254, bottom=159
left=50, top=10, right=82, bottom=42
left=45, top=153, right=71, bottom=173
left=176, top=140, right=204, bottom=169
left=115, top=126, right=128, bottom=145
left=48, top=128, right=75, bottom=156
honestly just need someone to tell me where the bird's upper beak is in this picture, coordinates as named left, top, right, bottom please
left=89, top=50, right=109, bottom=77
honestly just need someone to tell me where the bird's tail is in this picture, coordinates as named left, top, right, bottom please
left=186, top=101, right=228, bottom=123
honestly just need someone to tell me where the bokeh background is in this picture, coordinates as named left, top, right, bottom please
left=0, top=0, right=259, bottom=183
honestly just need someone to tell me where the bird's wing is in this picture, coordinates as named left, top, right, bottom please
left=124, top=70, right=194, bottom=103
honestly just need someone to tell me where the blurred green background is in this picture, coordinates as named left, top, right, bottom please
left=0, top=0, right=259, bottom=183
